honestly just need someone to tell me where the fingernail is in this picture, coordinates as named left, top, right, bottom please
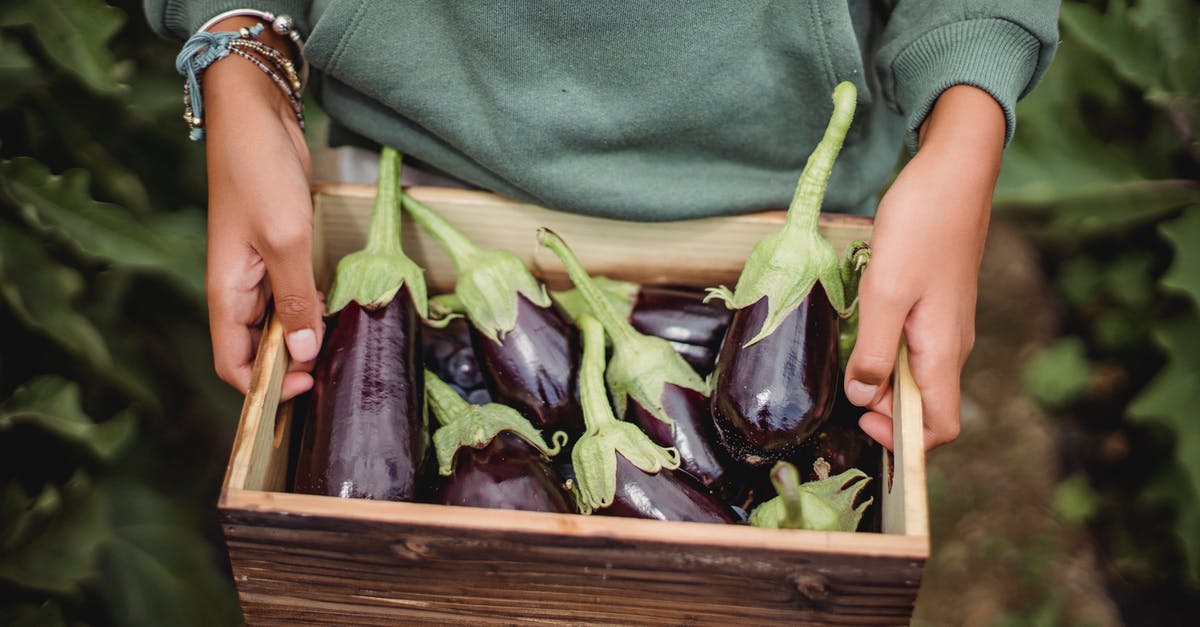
left=286, top=328, right=318, bottom=362
left=846, top=380, right=877, bottom=406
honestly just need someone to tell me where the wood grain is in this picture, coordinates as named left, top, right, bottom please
left=223, top=184, right=928, bottom=625
left=222, top=491, right=924, bottom=626
left=311, top=183, right=874, bottom=293
left=224, top=314, right=289, bottom=493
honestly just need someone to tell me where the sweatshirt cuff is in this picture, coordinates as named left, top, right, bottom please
left=890, top=18, right=1042, bottom=152
left=148, top=1, right=312, bottom=40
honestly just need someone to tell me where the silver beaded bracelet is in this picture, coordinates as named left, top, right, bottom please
left=197, top=8, right=308, bottom=87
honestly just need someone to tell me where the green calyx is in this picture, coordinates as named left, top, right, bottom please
left=326, top=147, right=430, bottom=316
left=425, top=370, right=566, bottom=476
left=838, top=241, right=871, bottom=367
left=538, top=229, right=707, bottom=427
left=704, top=82, right=858, bottom=346
left=748, top=460, right=873, bottom=532
left=551, top=276, right=639, bottom=326
left=402, top=192, right=550, bottom=343
left=571, top=314, right=681, bottom=515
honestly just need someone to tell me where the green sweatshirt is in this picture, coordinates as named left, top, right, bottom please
left=147, top=1, right=1060, bottom=220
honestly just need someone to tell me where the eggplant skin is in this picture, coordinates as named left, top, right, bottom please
left=436, top=432, right=573, bottom=513
left=600, top=455, right=738, bottom=523
left=471, top=295, right=584, bottom=436
left=630, top=286, right=732, bottom=348
left=625, top=384, right=738, bottom=500
left=294, top=288, right=426, bottom=501
left=710, top=285, right=839, bottom=465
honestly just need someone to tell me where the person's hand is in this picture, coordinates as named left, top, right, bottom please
left=844, top=85, right=1006, bottom=451
left=203, top=17, right=323, bottom=401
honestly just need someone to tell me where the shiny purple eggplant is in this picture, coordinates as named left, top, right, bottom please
left=402, top=193, right=583, bottom=436
left=293, top=147, right=432, bottom=501
left=469, top=295, right=582, bottom=434
left=630, top=285, right=732, bottom=350
left=625, top=383, right=741, bottom=500
left=710, top=286, right=839, bottom=464
left=603, top=455, right=738, bottom=523
left=426, top=370, right=570, bottom=513
left=568, top=313, right=736, bottom=524
left=539, top=230, right=738, bottom=496
left=294, top=290, right=426, bottom=500
left=705, top=82, right=859, bottom=465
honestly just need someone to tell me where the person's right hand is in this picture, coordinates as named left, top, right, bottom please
left=203, top=17, right=323, bottom=401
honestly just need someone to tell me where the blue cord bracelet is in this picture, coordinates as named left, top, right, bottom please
left=175, top=23, right=265, bottom=141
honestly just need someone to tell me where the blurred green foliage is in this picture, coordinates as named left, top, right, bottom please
left=0, top=0, right=241, bottom=625
left=1006, top=0, right=1200, bottom=597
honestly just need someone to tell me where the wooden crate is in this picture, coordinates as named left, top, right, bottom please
left=220, top=184, right=929, bottom=626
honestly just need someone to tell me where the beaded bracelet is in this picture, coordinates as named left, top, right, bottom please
left=176, top=22, right=304, bottom=141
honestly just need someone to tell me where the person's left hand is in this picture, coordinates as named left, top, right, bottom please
left=843, top=85, right=1006, bottom=451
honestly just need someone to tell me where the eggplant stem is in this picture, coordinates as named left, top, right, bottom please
left=784, top=82, right=857, bottom=234
left=402, top=192, right=482, bottom=271
left=364, top=149, right=405, bottom=256
left=538, top=229, right=640, bottom=345
left=771, top=461, right=805, bottom=530
left=577, top=314, right=619, bottom=432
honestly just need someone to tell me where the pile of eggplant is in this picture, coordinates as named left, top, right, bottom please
left=293, top=82, right=881, bottom=532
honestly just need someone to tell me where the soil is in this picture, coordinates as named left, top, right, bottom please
left=911, top=220, right=1122, bottom=626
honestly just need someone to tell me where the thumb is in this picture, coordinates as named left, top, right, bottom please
left=261, top=229, right=323, bottom=363
left=844, top=282, right=910, bottom=408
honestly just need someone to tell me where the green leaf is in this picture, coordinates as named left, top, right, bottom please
left=1128, top=313, right=1200, bottom=509
left=1055, top=256, right=1104, bottom=309
left=97, top=479, right=241, bottom=627
left=0, top=224, right=157, bottom=405
left=0, top=376, right=136, bottom=461
left=0, top=32, right=42, bottom=109
left=0, top=0, right=129, bottom=94
left=1140, top=460, right=1200, bottom=583
left=0, top=157, right=205, bottom=298
left=0, top=222, right=110, bottom=369
left=1052, top=473, right=1100, bottom=526
left=0, top=473, right=106, bottom=596
left=1159, top=206, right=1200, bottom=308
left=1021, top=337, right=1094, bottom=410
left=0, top=602, right=67, bottom=627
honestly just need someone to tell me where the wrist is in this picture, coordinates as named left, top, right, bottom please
left=917, top=86, right=1005, bottom=170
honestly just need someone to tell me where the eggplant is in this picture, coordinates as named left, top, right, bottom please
left=748, top=461, right=872, bottom=532
left=552, top=279, right=731, bottom=376
left=570, top=314, right=736, bottom=523
left=710, top=285, right=839, bottom=464
left=706, top=82, right=860, bottom=465
left=425, top=370, right=571, bottom=513
left=539, top=230, right=738, bottom=496
left=422, top=316, right=491, bottom=403
left=294, top=148, right=430, bottom=501
left=630, top=285, right=732, bottom=350
left=402, top=194, right=584, bottom=436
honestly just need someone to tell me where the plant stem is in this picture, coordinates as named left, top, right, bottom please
left=771, top=461, right=805, bottom=530
left=364, top=148, right=404, bottom=256
left=785, top=82, right=857, bottom=233
left=401, top=191, right=481, bottom=271
left=538, top=229, right=639, bottom=345
left=577, top=314, right=618, bottom=433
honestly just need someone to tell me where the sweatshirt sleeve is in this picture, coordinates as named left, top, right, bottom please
left=143, top=0, right=314, bottom=40
left=875, top=1, right=1061, bottom=151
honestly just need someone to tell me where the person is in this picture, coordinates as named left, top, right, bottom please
left=147, top=1, right=1061, bottom=451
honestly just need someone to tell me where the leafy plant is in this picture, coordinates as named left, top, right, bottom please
left=0, top=0, right=241, bottom=625
left=1006, top=0, right=1200, bottom=596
